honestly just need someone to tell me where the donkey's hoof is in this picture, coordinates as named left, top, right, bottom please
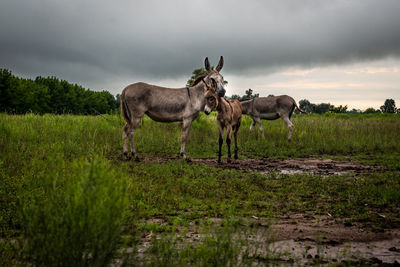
left=123, top=152, right=132, bottom=161
left=234, top=155, right=238, bottom=160
left=180, top=152, right=191, bottom=163
left=227, top=158, right=232, bottom=163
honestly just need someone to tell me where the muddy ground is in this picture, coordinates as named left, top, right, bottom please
left=142, top=214, right=400, bottom=265
left=269, top=213, right=400, bottom=265
left=137, top=156, right=385, bottom=176
left=131, top=157, right=399, bottom=264
left=191, top=157, right=385, bottom=175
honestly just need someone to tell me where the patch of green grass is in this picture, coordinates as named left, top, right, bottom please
left=142, top=223, right=259, bottom=267
left=1, top=112, right=400, bottom=265
left=115, top=160, right=400, bottom=230
left=20, top=157, right=129, bottom=266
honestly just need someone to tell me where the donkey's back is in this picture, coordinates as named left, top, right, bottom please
left=122, top=82, right=189, bottom=122
left=227, top=99, right=242, bottom=127
left=241, top=95, right=306, bottom=141
left=252, top=95, right=296, bottom=117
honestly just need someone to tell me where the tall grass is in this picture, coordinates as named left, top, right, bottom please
left=238, top=113, right=400, bottom=158
left=132, top=112, right=400, bottom=159
left=1, top=112, right=400, bottom=265
left=145, top=223, right=253, bottom=266
left=1, top=112, right=399, bottom=161
left=21, top=157, right=129, bottom=266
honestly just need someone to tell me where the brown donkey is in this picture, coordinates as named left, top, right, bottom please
left=120, top=57, right=226, bottom=162
left=204, top=79, right=242, bottom=163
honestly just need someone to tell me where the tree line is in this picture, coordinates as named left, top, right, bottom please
left=0, top=69, right=118, bottom=114
left=298, top=98, right=398, bottom=114
left=1, top=68, right=398, bottom=115
left=229, top=88, right=398, bottom=114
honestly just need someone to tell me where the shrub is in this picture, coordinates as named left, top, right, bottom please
left=21, top=158, right=129, bottom=266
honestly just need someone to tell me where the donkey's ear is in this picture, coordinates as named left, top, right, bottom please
left=216, top=56, right=224, bottom=72
left=205, top=57, right=211, bottom=71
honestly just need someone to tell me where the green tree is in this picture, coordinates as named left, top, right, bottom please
left=186, top=68, right=207, bottom=87
left=0, top=69, right=13, bottom=112
left=299, top=99, right=315, bottom=113
left=314, top=103, right=331, bottom=114
left=229, top=94, right=241, bottom=100
left=0, top=70, right=117, bottom=114
left=364, top=107, right=380, bottom=114
left=380, top=99, right=396, bottom=113
left=186, top=68, right=228, bottom=88
left=348, top=108, right=360, bottom=114
left=242, top=88, right=259, bottom=100
left=115, top=93, right=121, bottom=110
left=329, top=104, right=348, bottom=113
left=299, top=99, right=332, bottom=114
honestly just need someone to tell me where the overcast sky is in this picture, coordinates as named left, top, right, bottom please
left=1, top=0, right=400, bottom=109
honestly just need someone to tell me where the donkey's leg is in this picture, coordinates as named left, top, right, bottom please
left=233, top=123, right=240, bottom=160
left=249, top=119, right=256, bottom=134
left=226, top=125, right=233, bottom=163
left=127, top=116, right=142, bottom=161
left=180, top=119, right=193, bottom=162
left=254, top=117, right=265, bottom=138
left=217, top=123, right=224, bottom=164
left=122, top=123, right=131, bottom=160
left=282, top=116, right=294, bottom=142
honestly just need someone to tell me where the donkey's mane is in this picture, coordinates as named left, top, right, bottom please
left=191, top=74, right=207, bottom=87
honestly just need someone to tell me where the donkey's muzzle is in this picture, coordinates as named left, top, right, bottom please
left=217, top=85, right=226, bottom=97
left=204, top=105, right=211, bottom=115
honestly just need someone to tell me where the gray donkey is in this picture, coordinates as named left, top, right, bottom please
left=240, top=95, right=306, bottom=141
left=120, top=57, right=226, bottom=161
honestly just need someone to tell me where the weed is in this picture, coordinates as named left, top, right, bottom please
left=20, top=157, right=129, bottom=266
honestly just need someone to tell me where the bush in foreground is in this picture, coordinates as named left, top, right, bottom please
left=21, top=158, right=129, bottom=266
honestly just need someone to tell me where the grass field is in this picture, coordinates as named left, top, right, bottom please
left=1, top=112, right=400, bottom=265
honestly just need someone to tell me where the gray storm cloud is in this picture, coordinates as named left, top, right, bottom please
left=1, top=0, right=400, bottom=91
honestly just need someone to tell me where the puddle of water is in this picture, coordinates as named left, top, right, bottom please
left=279, top=169, right=304, bottom=175
left=269, top=238, right=400, bottom=265
left=260, top=169, right=349, bottom=176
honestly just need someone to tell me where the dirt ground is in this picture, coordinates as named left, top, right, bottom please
left=137, top=156, right=385, bottom=176
left=269, top=213, right=400, bottom=264
left=144, top=214, right=400, bottom=265
left=191, top=157, right=385, bottom=176
left=134, top=157, right=399, bottom=264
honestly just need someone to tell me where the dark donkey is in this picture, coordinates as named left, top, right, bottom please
left=240, top=95, right=306, bottom=141
left=120, top=57, right=226, bottom=161
left=204, top=79, right=242, bottom=163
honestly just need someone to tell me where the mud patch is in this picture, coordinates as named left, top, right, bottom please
left=132, top=214, right=400, bottom=265
left=191, top=157, right=385, bottom=176
left=268, top=213, right=400, bottom=264
left=120, top=156, right=385, bottom=175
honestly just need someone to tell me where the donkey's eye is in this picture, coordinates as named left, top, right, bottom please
left=208, top=97, right=215, bottom=102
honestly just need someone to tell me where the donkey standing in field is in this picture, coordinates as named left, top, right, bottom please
left=203, top=79, right=242, bottom=163
left=120, top=57, right=226, bottom=161
left=240, top=95, right=306, bottom=141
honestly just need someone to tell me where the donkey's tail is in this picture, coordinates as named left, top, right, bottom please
left=121, top=91, right=132, bottom=122
left=294, top=101, right=307, bottom=114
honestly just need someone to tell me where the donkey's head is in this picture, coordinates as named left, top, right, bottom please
left=204, top=56, right=226, bottom=97
left=203, top=78, right=219, bottom=115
